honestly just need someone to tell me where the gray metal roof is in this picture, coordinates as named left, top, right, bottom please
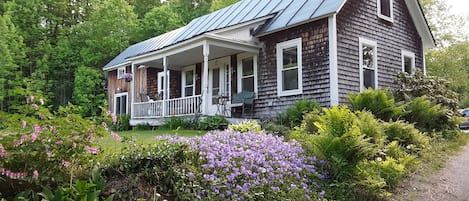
left=103, top=0, right=345, bottom=70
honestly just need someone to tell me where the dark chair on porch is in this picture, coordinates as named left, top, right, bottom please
left=231, top=91, right=255, bottom=117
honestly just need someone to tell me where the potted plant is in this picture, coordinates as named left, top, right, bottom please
left=123, top=73, right=132, bottom=82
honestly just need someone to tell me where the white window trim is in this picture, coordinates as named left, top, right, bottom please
left=377, top=0, right=394, bottom=23
left=276, top=38, right=303, bottom=97
left=359, top=37, right=378, bottom=91
left=401, top=50, right=416, bottom=75
left=182, top=65, right=196, bottom=97
left=237, top=53, right=258, bottom=96
left=117, top=67, right=126, bottom=79
left=157, top=71, right=170, bottom=99
left=114, top=92, right=128, bottom=114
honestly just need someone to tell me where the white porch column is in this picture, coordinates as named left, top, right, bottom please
left=130, top=63, right=136, bottom=118
left=201, top=41, right=210, bottom=115
left=328, top=15, right=339, bottom=106
left=163, top=56, right=168, bottom=117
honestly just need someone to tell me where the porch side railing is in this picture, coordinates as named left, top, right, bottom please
left=133, top=95, right=201, bottom=118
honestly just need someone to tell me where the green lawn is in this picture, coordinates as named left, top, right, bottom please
left=98, top=129, right=205, bottom=154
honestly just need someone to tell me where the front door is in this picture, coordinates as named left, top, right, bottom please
left=208, top=57, right=231, bottom=115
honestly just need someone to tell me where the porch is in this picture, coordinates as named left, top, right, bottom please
left=128, top=35, right=260, bottom=125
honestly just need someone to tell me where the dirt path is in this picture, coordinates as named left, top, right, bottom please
left=394, top=144, right=469, bottom=201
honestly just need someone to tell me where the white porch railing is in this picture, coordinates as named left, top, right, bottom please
left=133, top=95, right=202, bottom=119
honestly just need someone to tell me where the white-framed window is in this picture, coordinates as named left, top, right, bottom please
left=276, top=38, right=303, bottom=97
left=182, top=65, right=196, bottom=97
left=157, top=71, right=170, bottom=100
left=377, top=0, right=393, bottom=22
left=117, top=67, right=126, bottom=79
left=359, top=38, right=378, bottom=91
left=237, top=53, right=258, bottom=95
left=114, top=92, right=128, bottom=114
left=401, top=50, right=415, bottom=75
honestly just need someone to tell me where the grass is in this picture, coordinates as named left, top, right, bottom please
left=98, top=129, right=206, bottom=154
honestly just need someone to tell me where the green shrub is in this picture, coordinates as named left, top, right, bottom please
left=354, top=111, right=386, bottom=146
left=401, top=96, right=460, bottom=132
left=197, top=115, right=228, bottom=130
left=133, top=123, right=152, bottom=130
left=383, top=121, right=429, bottom=153
left=111, top=114, right=131, bottom=131
left=260, top=121, right=291, bottom=137
left=394, top=70, right=459, bottom=111
left=348, top=89, right=401, bottom=121
left=275, top=99, right=321, bottom=128
left=228, top=120, right=262, bottom=133
left=356, top=157, right=406, bottom=197
left=299, top=109, right=322, bottom=134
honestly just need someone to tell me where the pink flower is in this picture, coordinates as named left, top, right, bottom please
left=111, top=114, right=117, bottom=124
left=38, top=114, right=46, bottom=120
left=39, top=98, right=44, bottom=105
left=45, top=147, right=52, bottom=157
left=106, top=111, right=111, bottom=116
left=33, top=124, right=41, bottom=133
left=31, top=104, right=38, bottom=109
left=29, top=95, right=35, bottom=102
left=86, top=146, right=100, bottom=154
left=21, top=120, right=27, bottom=128
left=13, top=135, right=29, bottom=147
left=0, top=143, right=9, bottom=157
left=62, top=160, right=71, bottom=167
left=55, top=140, right=63, bottom=145
left=31, top=133, right=39, bottom=142
left=111, top=132, right=122, bottom=141
left=33, top=170, right=39, bottom=179
left=73, top=143, right=77, bottom=148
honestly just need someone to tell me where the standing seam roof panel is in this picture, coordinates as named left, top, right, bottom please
left=215, top=0, right=252, bottom=29
left=287, top=0, right=324, bottom=26
left=240, top=0, right=271, bottom=22
left=226, top=0, right=261, bottom=27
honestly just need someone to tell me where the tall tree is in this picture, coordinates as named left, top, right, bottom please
left=72, top=66, right=106, bottom=117
left=209, top=0, right=238, bottom=11
left=135, top=3, right=183, bottom=41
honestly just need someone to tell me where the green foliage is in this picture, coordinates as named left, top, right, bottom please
left=228, top=120, right=262, bottom=133
left=100, top=142, right=197, bottom=200
left=354, top=111, right=386, bottom=146
left=210, top=0, right=240, bottom=11
left=260, top=121, right=291, bottom=137
left=348, top=89, right=401, bottom=121
left=72, top=66, right=106, bottom=117
left=197, top=116, right=228, bottom=130
left=133, top=123, right=152, bottom=131
left=135, top=3, right=183, bottom=41
left=383, top=121, right=430, bottom=152
left=161, top=117, right=194, bottom=130
left=276, top=99, right=321, bottom=128
left=394, top=71, right=459, bottom=111
left=111, top=114, right=131, bottom=131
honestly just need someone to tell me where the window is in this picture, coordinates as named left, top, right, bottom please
left=237, top=53, right=258, bottom=94
left=117, top=67, right=126, bottom=79
left=157, top=71, right=170, bottom=100
left=401, top=50, right=415, bottom=75
left=276, top=38, right=303, bottom=97
left=359, top=38, right=378, bottom=91
left=211, top=68, right=220, bottom=105
left=182, top=66, right=195, bottom=97
left=114, top=93, right=128, bottom=114
left=377, top=0, right=393, bottom=22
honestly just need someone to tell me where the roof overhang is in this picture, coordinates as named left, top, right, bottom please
left=103, top=61, right=131, bottom=72
left=404, top=0, right=436, bottom=49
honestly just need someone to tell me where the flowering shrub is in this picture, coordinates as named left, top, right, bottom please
left=0, top=97, right=112, bottom=197
left=228, top=120, right=262, bottom=133
left=176, top=131, right=325, bottom=200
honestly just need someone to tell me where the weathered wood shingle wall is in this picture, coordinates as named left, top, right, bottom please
left=336, top=0, right=424, bottom=103
left=257, top=19, right=330, bottom=118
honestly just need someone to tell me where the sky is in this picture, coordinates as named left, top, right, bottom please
left=445, top=0, right=469, bottom=36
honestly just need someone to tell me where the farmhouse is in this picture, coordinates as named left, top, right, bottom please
left=103, top=0, right=434, bottom=125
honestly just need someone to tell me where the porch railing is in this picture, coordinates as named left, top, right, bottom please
left=133, top=95, right=202, bottom=119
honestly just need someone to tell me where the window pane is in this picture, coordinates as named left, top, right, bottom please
left=282, top=68, right=298, bottom=91
left=242, top=77, right=254, bottom=92
left=121, top=96, right=127, bottom=114
left=242, top=57, right=254, bottom=76
left=380, top=0, right=391, bottom=17
left=185, top=70, right=193, bottom=85
left=116, top=97, right=121, bottom=114
left=362, top=45, right=374, bottom=69
left=283, top=47, right=298, bottom=69
left=212, top=68, right=219, bottom=88
left=363, top=69, right=375, bottom=89
left=185, top=86, right=193, bottom=97
left=404, top=57, right=412, bottom=74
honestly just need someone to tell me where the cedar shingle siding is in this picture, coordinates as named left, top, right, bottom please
left=336, top=0, right=423, bottom=103
left=257, top=19, right=330, bottom=118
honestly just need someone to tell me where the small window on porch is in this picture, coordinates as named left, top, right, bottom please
left=276, top=38, right=303, bottom=97
left=117, top=67, right=126, bottom=79
left=401, top=50, right=415, bottom=75
left=182, top=66, right=195, bottom=97
left=114, top=93, right=128, bottom=114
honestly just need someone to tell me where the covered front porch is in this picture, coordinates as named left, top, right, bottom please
left=128, top=35, right=259, bottom=125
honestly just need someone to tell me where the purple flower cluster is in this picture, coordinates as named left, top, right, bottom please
left=164, top=130, right=322, bottom=200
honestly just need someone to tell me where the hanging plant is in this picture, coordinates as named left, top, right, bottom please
left=123, top=73, right=133, bottom=82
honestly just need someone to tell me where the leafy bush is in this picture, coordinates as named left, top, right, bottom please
left=401, top=96, right=460, bottom=132
left=275, top=99, right=321, bottom=128
left=394, top=70, right=459, bottom=111
left=161, top=117, right=190, bottom=130
left=110, top=114, right=131, bottom=131
left=260, top=121, right=291, bottom=137
left=133, top=123, right=152, bottom=130
left=0, top=99, right=110, bottom=197
left=348, top=89, right=401, bottom=121
left=174, top=131, right=325, bottom=200
left=197, top=115, right=228, bottom=130
left=356, top=158, right=406, bottom=197
left=383, top=121, right=429, bottom=152
left=228, top=120, right=262, bottom=133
